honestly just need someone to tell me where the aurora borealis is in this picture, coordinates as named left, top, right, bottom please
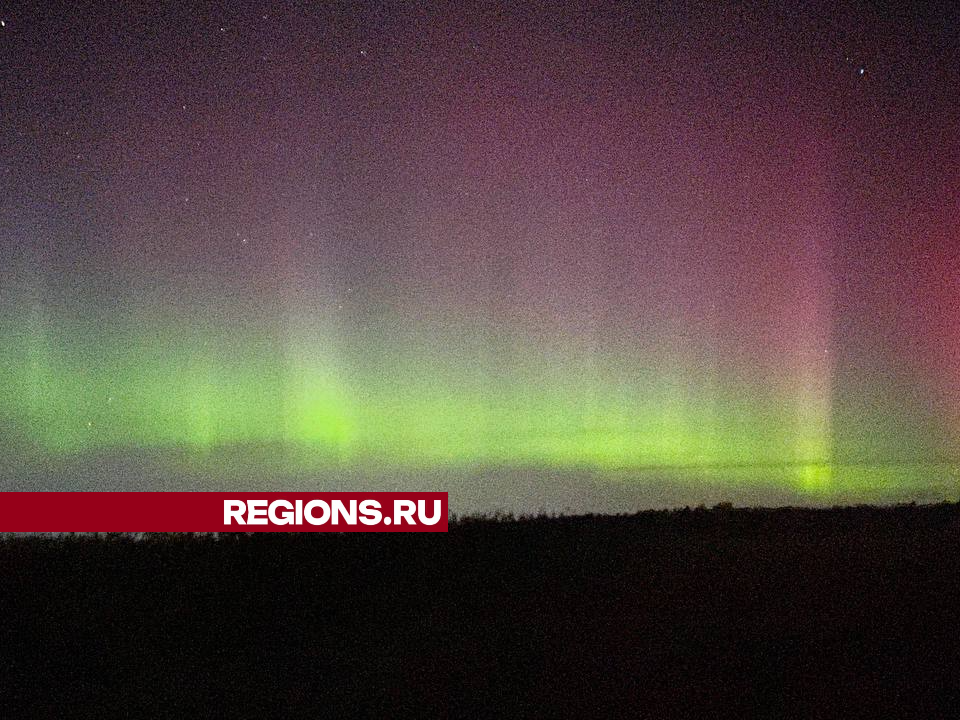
left=1, top=1, right=958, bottom=512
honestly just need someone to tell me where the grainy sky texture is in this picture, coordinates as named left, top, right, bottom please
left=1, top=1, right=958, bottom=512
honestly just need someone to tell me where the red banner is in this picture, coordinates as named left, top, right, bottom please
left=0, top=492, right=448, bottom=532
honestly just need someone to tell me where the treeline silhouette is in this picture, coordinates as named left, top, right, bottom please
left=4, top=503, right=960, bottom=717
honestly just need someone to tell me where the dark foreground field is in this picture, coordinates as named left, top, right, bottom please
left=4, top=504, right=960, bottom=717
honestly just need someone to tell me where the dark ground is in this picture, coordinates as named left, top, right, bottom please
left=3, top=503, right=960, bottom=717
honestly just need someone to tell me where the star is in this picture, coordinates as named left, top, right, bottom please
left=858, top=67, right=865, bottom=76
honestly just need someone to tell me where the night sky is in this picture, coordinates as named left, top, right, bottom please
left=1, top=1, right=958, bottom=512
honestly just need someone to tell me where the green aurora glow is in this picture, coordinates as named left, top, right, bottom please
left=7, top=300, right=952, bottom=505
